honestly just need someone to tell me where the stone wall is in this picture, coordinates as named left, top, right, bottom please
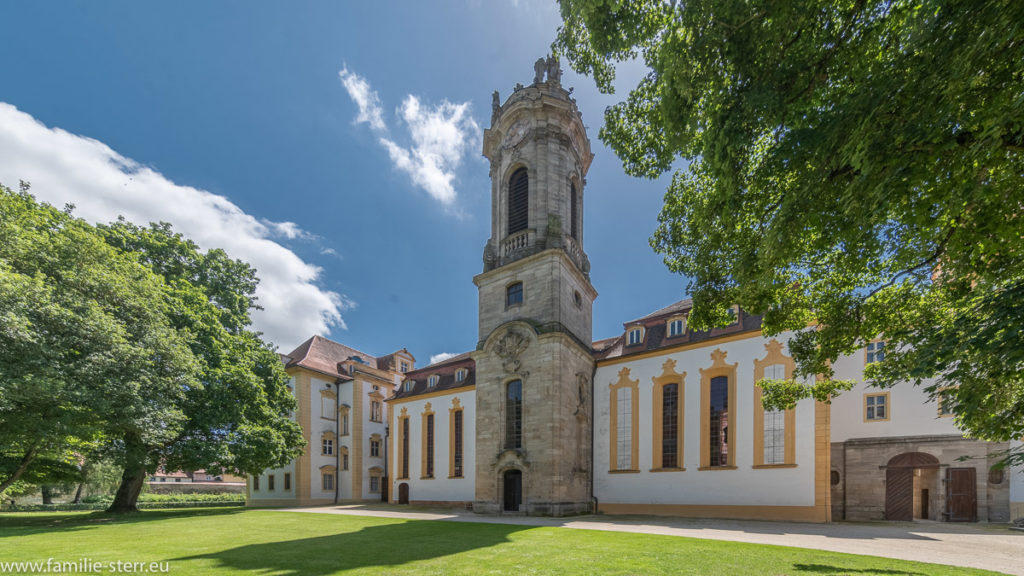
left=832, top=435, right=1011, bottom=522
left=473, top=324, right=594, bottom=516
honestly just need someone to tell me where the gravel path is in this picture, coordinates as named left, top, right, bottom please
left=274, top=503, right=1024, bottom=575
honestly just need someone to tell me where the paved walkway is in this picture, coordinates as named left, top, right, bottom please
left=275, top=504, right=1024, bottom=575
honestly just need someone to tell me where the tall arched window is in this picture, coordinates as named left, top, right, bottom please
left=570, top=182, right=578, bottom=241
left=709, top=375, right=730, bottom=467
left=508, top=168, right=529, bottom=234
left=662, top=383, right=679, bottom=468
left=505, top=379, right=523, bottom=449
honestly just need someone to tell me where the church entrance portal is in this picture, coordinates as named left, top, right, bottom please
left=503, top=470, right=522, bottom=512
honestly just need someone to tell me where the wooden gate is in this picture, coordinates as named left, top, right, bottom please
left=946, top=467, right=977, bottom=522
left=885, top=467, right=914, bottom=521
left=398, top=482, right=409, bottom=505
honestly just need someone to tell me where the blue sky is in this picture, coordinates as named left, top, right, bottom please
left=0, top=1, right=687, bottom=364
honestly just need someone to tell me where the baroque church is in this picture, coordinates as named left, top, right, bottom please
left=247, top=58, right=1023, bottom=523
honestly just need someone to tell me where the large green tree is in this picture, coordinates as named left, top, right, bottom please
left=0, top=183, right=197, bottom=496
left=0, top=185, right=304, bottom=511
left=98, top=220, right=303, bottom=513
left=556, top=0, right=1024, bottom=455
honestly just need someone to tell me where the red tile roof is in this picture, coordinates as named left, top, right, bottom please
left=391, top=351, right=475, bottom=400
left=283, top=335, right=378, bottom=380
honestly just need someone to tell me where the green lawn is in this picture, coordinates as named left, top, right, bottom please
left=0, top=508, right=1003, bottom=575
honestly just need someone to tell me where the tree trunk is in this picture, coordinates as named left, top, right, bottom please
left=107, top=435, right=149, bottom=513
left=72, top=482, right=84, bottom=504
left=0, top=447, right=38, bottom=494
left=41, top=485, right=54, bottom=505
left=107, top=467, right=146, bottom=513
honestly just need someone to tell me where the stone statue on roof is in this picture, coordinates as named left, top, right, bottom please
left=546, top=55, right=561, bottom=85
left=534, top=57, right=547, bottom=84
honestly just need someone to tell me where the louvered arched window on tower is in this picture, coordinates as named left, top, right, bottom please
left=508, top=168, right=529, bottom=235
left=570, top=182, right=579, bottom=240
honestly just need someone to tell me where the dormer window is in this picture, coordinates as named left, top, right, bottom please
left=428, top=375, right=439, bottom=388
left=727, top=305, right=740, bottom=325
left=404, top=381, right=414, bottom=392
left=455, top=369, right=467, bottom=383
left=399, top=361, right=410, bottom=373
left=667, top=316, right=686, bottom=338
left=627, top=326, right=644, bottom=346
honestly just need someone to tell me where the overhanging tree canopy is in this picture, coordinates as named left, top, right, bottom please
left=556, top=0, right=1024, bottom=453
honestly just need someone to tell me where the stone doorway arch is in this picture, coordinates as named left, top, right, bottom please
left=885, top=452, right=939, bottom=521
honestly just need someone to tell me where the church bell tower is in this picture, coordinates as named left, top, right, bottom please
left=472, top=56, right=596, bottom=516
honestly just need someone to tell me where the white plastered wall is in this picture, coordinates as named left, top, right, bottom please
left=593, top=332, right=817, bottom=507
left=390, top=389, right=476, bottom=503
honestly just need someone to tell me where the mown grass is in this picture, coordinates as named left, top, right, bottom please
left=0, top=508, right=1004, bottom=575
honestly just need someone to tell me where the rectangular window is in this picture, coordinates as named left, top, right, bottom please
left=939, top=390, right=955, bottom=417
left=727, top=305, right=740, bottom=325
left=253, top=476, right=260, bottom=491
left=426, top=414, right=435, bottom=478
left=662, top=383, right=679, bottom=468
left=506, top=282, right=523, bottom=307
left=369, top=475, right=380, bottom=493
left=401, top=418, right=410, bottom=479
left=616, top=387, right=633, bottom=470
left=505, top=380, right=523, bottom=449
left=342, top=453, right=349, bottom=471
left=371, top=401, right=382, bottom=422
left=268, top=474, right=275, bottom=491
left=322, top=473, right=334, bottom=491
left=284, top=473, right=291, bottom=491
left=370, top=439, right=380, bottom=457
left=669, top=319, right=685, bottom=337
left=709, top=375, right=730, bottom=466
left=400, top=361, right=410, bottom=373
left=456, top=369, right=466, bottom=382
left=342, top=413, right=350, bottom=436
left=454, top=410, right=464, bottom=477
left=865, top=393, right=889, bottom=421
left=866, top=341, right=886, bottom=364
left=322, top=438, right=333, bottom=455
left=628, top=328, right=643, bottom=345
left=321, top=396, right=336, bottom=420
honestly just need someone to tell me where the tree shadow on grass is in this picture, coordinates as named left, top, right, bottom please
left=0, top=507, right=246, bottom=537
left=174, top=518, right=531, bottom=576
left=793, top=564, right=926, bottom=575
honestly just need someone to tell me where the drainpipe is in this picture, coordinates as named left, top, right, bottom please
left=590, top=363, right=597, bottom=515
left=383, top=422, right=390, bottom=503
left=332, top=379, right=341, bottom=505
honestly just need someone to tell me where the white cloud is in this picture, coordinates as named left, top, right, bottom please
left=263, top=219, right=311, bottom=240
left=338, top=66, right=386, bottom=132
left=0, top=102, right=350, bottom=349
left=337, top=68, right=479, bottom=208
left=429, top=352, right=458, bottom=365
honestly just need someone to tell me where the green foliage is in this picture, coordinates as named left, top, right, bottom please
left=0, top=183, right=197, bottom=494
left=0, top=184, right=303, bottom=510
left=557, top=0, right=1024, bottom=450
left=96, top=220, right=303, bottom=481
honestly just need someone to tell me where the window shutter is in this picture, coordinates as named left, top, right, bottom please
left=508, top=168, right=529, bottom=234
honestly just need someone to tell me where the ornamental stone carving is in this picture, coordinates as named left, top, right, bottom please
left=494, top=330, right=530, bottom=373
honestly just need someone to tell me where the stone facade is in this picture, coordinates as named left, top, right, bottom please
left=472, top=60, right=596, bottom=516
left=831, top=435, right=1011, bottom=522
